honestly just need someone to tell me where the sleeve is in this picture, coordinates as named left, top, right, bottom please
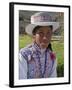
left=50, top=59, right=57, bottom=77
left=19, top=53, right=27, bottom=79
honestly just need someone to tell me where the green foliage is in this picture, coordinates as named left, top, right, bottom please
left=57, top=64, right=64, bottom=77
left=52, top=41, right=64, bottom=65
left=52, top=41, right=64, bottom=77
left=19, top=34, right=32, bottom=49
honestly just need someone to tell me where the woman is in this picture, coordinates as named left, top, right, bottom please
left=19, top=12, right=59, bottom=79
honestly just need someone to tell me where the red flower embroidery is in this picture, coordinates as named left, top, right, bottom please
left=50, top=52, right=56, bottom=60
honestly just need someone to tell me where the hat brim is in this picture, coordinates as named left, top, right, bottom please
left=26, top=22, right=59, bottom=36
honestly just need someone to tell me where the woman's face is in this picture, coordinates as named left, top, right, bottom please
left=33, top=26, right=53, bottom=49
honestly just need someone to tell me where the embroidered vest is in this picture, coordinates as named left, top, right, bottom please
left=20, top=43, right=56, bottom=79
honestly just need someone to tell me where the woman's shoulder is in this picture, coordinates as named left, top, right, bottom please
left=20, top=43, right=33, bottom=55
left=19, top=44, right=34, bottom=61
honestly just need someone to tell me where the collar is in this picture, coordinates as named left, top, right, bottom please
left=41, top=48, right=46, bottom=54
left=32, top=42, right=49, bottom=54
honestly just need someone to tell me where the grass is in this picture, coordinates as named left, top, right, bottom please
left=52, top=41, right=64, bottom=65
left=19, top=34, right=32, bottom=49
left=52, top=41, right=64, bottom=77
left=19, top=34, right=64, bottom=77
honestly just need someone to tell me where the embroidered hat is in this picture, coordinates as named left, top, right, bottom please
left=26, top=12, right=59, bottom=36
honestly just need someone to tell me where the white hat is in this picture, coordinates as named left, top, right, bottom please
left=26, top=12, right=59, bottom=36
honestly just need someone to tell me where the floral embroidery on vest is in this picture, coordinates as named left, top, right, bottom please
left=50, top=52, right=56, bottom=60
left=20, top=43, right=56, bottom=79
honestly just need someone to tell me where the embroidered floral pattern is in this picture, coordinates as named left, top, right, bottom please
left=20, top=43, right=56, bottom=78
left=50, top=52, right=56, bottom=60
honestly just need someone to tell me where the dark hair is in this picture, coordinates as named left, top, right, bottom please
left=48, top=43, right=53, bottom=51
left=32, top=26, right=41, bottom=35
left=32, top=25, right=53, bottom=35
